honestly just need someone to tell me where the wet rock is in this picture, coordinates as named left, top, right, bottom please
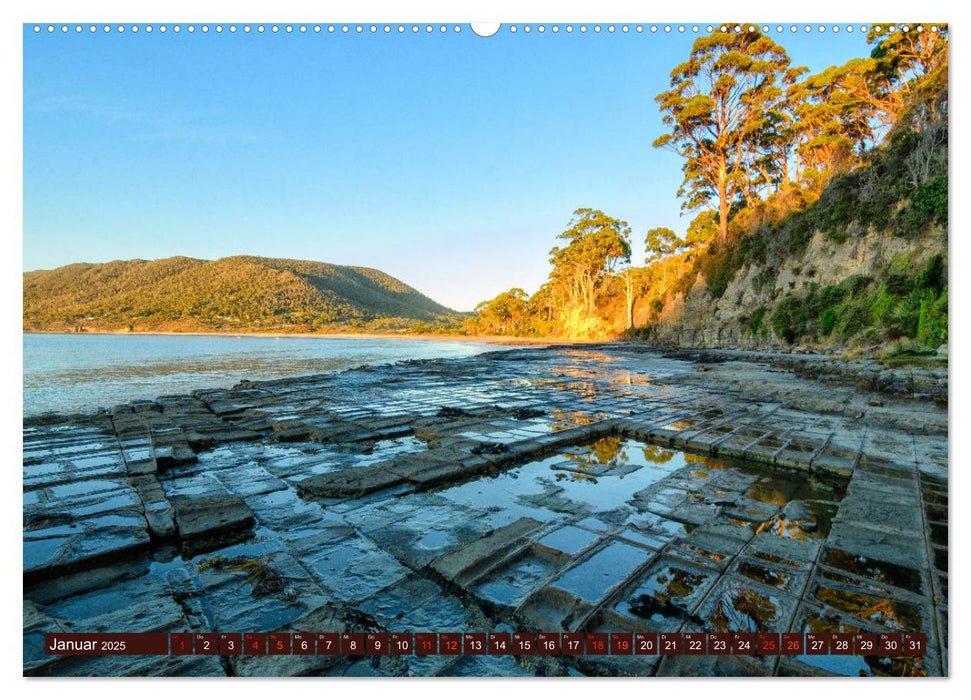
left=170, top=493, right=255, bottom=544
left=431, top=518, right=543, bottom=587
left=298, top=466, right=405, bottom=498
left=471, top=441, right=511, bottom=455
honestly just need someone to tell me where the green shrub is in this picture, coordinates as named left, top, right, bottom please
left=834, top=293, right=875, bottom=340
left=820, top=307, right=839, bottom=335
left=770, top=295, right=803, bottom=344
left=916, top=289, right=948, bottom=347
left=916, top=253, right=946, bottom=295
left=700, top=245, right=736, bottom=298
left=745, top=306, right=767, bottom=337
left=911, top=172, right=948, bottom=227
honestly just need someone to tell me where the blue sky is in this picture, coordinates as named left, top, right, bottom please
left=24, top=24, right=872, bottom=311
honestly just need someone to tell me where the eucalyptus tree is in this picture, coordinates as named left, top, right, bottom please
left=654, top=26, right=795, bottom=243
left=548, top=208, right=632, bottom=314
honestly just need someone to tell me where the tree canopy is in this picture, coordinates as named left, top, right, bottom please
left=549, top=208, right=632, bottom=313
left=654, top=26, right=798, bottom=243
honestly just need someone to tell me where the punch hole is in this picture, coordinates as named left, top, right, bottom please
left=470, top=23, right=499, bottom=37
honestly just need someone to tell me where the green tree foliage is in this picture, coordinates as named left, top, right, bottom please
left=654, top=26, right=797, bottom=243
left=471, top=288, right=530, bottom=335
left=863, top=24, right=949, bottom=131
left=645, top=227, right=685, bottom=264
left=685, top=210, right=719, bottom=247
left=469, top=27, right=948, bottom=349
left=548, top=208, right=632, bottom=313
left=786, top=62, right=876, bottom=190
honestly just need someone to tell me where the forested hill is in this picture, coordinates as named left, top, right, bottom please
left=23, top=255, right=461, bottom=333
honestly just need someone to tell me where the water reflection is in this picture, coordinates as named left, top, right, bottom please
left=23, top=334, right=502, bottom=415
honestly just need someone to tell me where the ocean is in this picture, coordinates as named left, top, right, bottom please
left=23, top=333, right=506, bottom=416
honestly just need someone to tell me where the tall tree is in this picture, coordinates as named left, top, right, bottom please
left=654, top=26, right=795, bottom=243
left=786, top=62, right=876, bottom=190
left=549, top=208, right=632, bottom=314
left=865, top=24, right=949, bottom=131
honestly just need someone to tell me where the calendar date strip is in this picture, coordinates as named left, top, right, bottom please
left=46, top=631, right=927, bottom=657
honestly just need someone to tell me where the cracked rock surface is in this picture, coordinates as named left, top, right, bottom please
left=23, top=345, right=947, bottom=676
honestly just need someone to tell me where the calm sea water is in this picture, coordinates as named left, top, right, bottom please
left=23, top=333, right=506, bottom=417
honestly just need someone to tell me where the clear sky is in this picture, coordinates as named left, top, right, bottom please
left=24, top=23, right=872, bottom=311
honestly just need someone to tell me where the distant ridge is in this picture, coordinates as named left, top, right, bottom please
left=23, top=255, right=461, bottom=333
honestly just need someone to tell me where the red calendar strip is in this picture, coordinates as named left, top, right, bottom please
left=44, top=631, right=928, bottom=657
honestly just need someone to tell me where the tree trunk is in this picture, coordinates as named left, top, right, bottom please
left=718, top=172, right=730, bottom=244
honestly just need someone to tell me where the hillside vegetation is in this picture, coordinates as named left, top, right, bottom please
left=23, top=255, right=461, bottom=333
left=468, top=24, right=948, bottom=356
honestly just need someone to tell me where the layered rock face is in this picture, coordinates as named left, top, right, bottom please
left=650, top=226, right=946, bottom=352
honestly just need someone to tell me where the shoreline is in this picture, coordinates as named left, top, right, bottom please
left=23, top=341, right=947, bottom=424
left=22, top=329, right=576, bottom=346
